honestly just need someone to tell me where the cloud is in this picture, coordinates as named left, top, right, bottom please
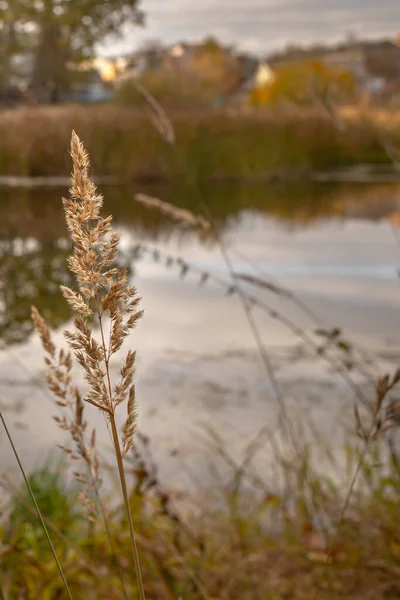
left=100, top=0, right=400, bottom=56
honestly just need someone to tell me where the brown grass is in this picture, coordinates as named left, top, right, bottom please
left=32, top=132, right=145, bottom=599
left=0, top=104, right=398, bottom=180
left=135, top=192, right=211, bottom=230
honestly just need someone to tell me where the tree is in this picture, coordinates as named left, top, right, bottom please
left=118, top=37, right=242, bottom=109
left=0, top=2, right=31, bottom=92
left=0, top=7, right=15, bottom=88
left=252, top=59, right=356, bottom=109
left=1, top=0, right=144, bottom=100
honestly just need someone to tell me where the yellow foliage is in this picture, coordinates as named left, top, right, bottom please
left=251, top=86, right=272, bottom=105
left=251, top=59, right=356, bottom=107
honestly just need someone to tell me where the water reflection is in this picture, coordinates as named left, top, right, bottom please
left=1, top=180, right=400, bottom=481
left=0, top=238, right=73, bottom=344
left=0, top=180, right=399, bottom=241
left=0, top=180, right=399, bottom=347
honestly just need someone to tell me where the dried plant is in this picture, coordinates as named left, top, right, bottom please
left=31, top=306, right=101, bottom=521
left=354, top=369, right=400, bottom=442
left=311, top=367, right=400, bottom=599
left=127, top=432, right=203, bottom=552
left=29, top=305, right=130, bottom=599
left=131, top=80, right=176, bottom=145
left=135, top=193, right=211, bottom=231
left=34, top=131, right=145, bottom=600
left=236, top=273, right=375, bottom=376
left=235, top=273, right=293, bottom=299
left=131, top=242, right=370, bottom=405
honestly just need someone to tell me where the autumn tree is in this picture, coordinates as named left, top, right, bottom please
left=0, top=0, right=144, bottom=101
left=190, top=36, right=241, bottom=101
left=118, top=36, right=242, bottom=109
left=252, top=59, right=356, bottom=109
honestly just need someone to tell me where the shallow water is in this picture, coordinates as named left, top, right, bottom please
left=1, top=180, right=400, bottom=494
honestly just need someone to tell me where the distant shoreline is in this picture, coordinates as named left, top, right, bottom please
left=0, top=105, right=399, bottom=182
left=1, top=165, right=399, bottom=188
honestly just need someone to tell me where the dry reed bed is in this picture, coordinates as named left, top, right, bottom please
left=0, top=105, right=398, bottom=179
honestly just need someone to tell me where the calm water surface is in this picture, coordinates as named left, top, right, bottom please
left=1, top=181, right=400, bottom=491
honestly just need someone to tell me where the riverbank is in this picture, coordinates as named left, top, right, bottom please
left=1, top=105, right=399, bottom=181
left=2, top=453, right=400, bottom=600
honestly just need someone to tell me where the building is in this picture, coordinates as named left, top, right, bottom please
left=58, top=70, right=113, bottom=103
left=254, top=62, right=275, bottom=88
left=81, top=56, right=129, bottom=82
left=267, top=38, right=400, bottom=96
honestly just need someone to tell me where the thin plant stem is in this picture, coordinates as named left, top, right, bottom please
left=231, top=246, right=325, bottom=326
left=198, top=202, right=300, bottom=461
left=8, top=328, right=128, bottom=599
left=135, top=109, right=308, bottom=489
left=135, top=239, right=374, bottom=485
left=134, top=239, right=368, bottom=406
left=134, top=113, right=288, bottom=441
left=312, top=425, right=375, bottom=600
left=95, top=296, right=146, bottom=600
left=178, top=147, right=289, bottom=428
left=109, top=414, right=146, bottom=600
left=133, top=243, right=369, bottom=405
left=94, top=486, right=129, bottom=600
left=93, top=303, right=136, bottom=600
left=133, top=92, right=295, bottom=460
left=230, top=246, right=376, bottom=381
left=209, top=216, right=290, bottom=423
left=167, top=143, right=298, bottom=469
left=0, top=411, right=74, bottom=600
left=159, top=531, right=212, bottom=600
left=6, top=482, right=125, bottom=600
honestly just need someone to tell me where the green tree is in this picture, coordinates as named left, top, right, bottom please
left=0, top=2, right=33, bottom=92
left=1, top=0, right=144, bottom=100
left=0, top=7, right=14, bottom=88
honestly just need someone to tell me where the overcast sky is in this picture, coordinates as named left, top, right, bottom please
left=100, top=0, right=400, bottom=57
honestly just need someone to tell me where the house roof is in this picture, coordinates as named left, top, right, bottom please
left=267, top=38, right=400, bottom=67
left=265, top=38, right=400, bottom=83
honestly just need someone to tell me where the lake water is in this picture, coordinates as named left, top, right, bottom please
left=1, top=180, right=400, bottom=494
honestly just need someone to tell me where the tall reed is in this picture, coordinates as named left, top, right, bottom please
left=31, top=306, right=129, bottom=599
left=35, top=131, right=145, bottom=599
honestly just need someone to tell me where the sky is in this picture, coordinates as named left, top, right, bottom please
left=100, top=0, right=400, bottom=58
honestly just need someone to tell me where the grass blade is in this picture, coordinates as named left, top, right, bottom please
left=0, top=412, right=74, bottom=600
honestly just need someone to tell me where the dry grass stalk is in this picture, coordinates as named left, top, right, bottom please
left=65, top=131, right=144, bottom=598
left=32, top=304, right=130, bottom=599
left=31, top=306, right=101, bottom=518
left=131, top=81, right=175, bottom=145
left=34, top=131, right=145, bottom=599
left=355, top=369, right=400, bottom=442
left=135, top=193, right=211, bottom=231
left=312, top=368, right=400, bottom=600
left=235, top=273, right=293, bottom=299
left=132, top=242, right=370, bottom=406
